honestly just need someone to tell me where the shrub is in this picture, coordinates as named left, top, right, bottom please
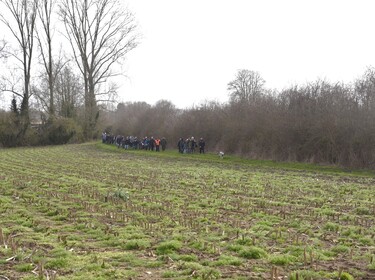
left=0, top=112, right=24, bottom=147
left=42, top=117, right=83, bottom=145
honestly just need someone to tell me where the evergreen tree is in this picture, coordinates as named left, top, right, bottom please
left=10, top=96, right=19, bottom=115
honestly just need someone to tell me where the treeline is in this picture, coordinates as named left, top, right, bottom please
left=2, top=66, right=375, bottom=169
left=0, top=0, right=138, bottom=145
left=103, top=68, right=375, bottom=169
left=1, top=1, right=374, bottom=169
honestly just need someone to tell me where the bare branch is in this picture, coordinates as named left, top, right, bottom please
left=58, top=0, right=139, bottom=136
left=0, top=0, right=39, bottom=120
left=36, top=0, right=57, bottom=116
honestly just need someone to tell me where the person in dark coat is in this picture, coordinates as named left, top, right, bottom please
left=142, top=137, right=149, bottom=150
left=116, top=135, right=123, bottom=148
left=184, top=138, right=191, bottom=153
left=161, top=137, right=167, bottom=151
left=149, top=136, right=155, bottom=151
left=177, top=137, right=184, bottom=153
left=190, top=136, right=197, bottom=153
left=199, top=138, right=205, bottom=154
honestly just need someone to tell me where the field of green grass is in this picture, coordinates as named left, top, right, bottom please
left=0, top=143, right=374, bottom=279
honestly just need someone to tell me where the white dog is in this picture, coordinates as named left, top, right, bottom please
left=218, top=151, right=224, bottom=158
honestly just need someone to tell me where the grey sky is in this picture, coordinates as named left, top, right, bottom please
left=1, top=0, right=375, bottom=110
left=119, top=0, right=375, bottom=108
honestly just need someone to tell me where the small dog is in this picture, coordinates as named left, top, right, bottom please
left=218, top=151, right=224, bottom=158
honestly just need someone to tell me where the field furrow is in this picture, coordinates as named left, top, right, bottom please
left=0, top=143, right=374, bottom=279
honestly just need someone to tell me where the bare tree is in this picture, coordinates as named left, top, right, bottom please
left=0, top=39, right=7, bottom=58
left=0, top=0, right=38, bottom=123
left=54, top=63, right=83, bottom=118
left=59, top=0, right=139, bottom=137
left=36, top=0, right=59, bottom=117
left=228, top=69, right=265, bottom=103
left=33, top=49, right=69, bottom=116
left=355, top=66, right=375, bottom=110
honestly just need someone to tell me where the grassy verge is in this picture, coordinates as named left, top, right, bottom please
left=96, top=142, right=375, bottom=177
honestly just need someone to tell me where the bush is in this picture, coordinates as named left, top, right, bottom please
left=0, top=111, right=23, bottom=147
left=42, top=117, right=84, bottom=145
left=0, top=111, right=41, bottom=147
left=23, top=127, right=41, bottom=146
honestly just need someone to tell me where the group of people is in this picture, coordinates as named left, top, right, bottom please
left=177, top=136, right=206, bottom=154
left=102, top=133, right=167, bottom=151
left=102, top=132, right=206, bottom=154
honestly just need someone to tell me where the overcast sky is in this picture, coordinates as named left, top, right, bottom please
left=1, top=0, right=375, bottom=110
left=116, top=0, right=375, bottom=108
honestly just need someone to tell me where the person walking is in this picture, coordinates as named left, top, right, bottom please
left=155, top=138, right=161, bottom=152
left=177, top=137, right=184, bottom=153
left=161, top=137, right=167, bottom=151
left=190, top=136, right=197, bottom=153
left=149, top=137, right=155, bottom=151
left=199, top=138, right=205, bottom=154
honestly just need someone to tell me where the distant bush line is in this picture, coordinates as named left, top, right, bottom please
left=2, top=68, right=375, bottom=170
left=104, top=70, right=375, bottom=170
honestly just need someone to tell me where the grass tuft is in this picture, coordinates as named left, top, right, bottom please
left=238, top=246, right=267, bottom=259
left=156, top=240, right=182, bottom=255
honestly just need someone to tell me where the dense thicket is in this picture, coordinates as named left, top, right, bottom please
left=102, top=68, right=375, bottom=169
left=2, top=67, right=375, bottom=169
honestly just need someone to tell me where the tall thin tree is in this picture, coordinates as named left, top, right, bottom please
left=36, top=0, right=57, bottom=117
left=59, top=0, right=139, bottom=138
